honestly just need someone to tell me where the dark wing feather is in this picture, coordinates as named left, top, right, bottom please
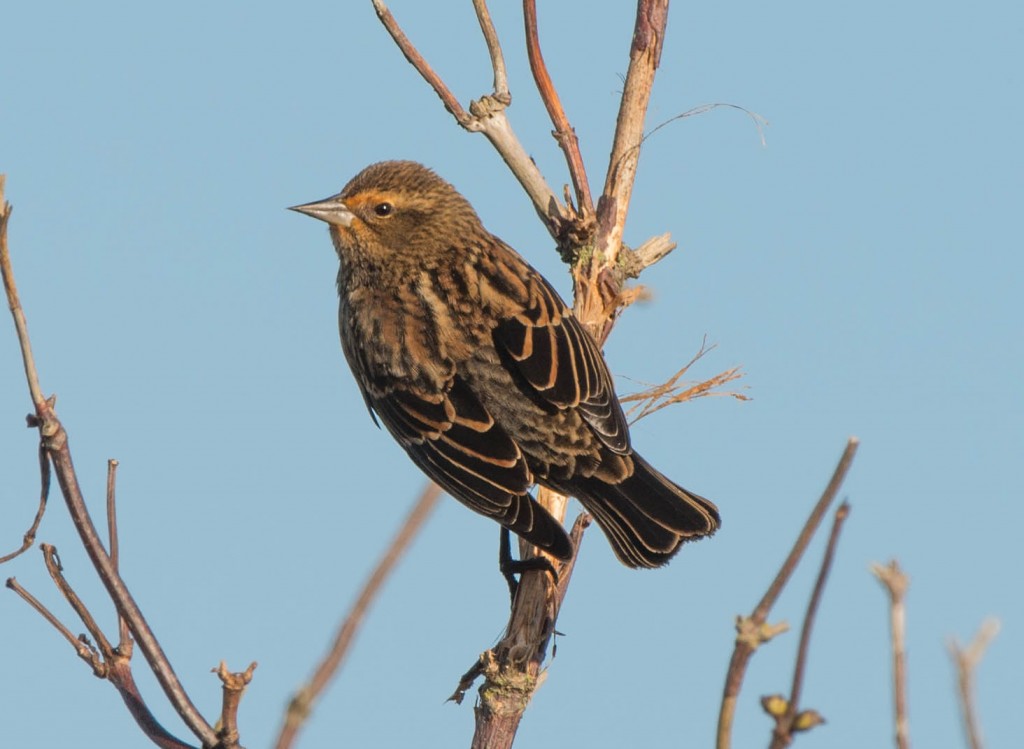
left=369, top=374, right=573, bottom=558
left=492, top=264, right=630, bottom=454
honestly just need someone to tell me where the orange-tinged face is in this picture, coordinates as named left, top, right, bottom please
left=291, top=160, right=484, bottom=267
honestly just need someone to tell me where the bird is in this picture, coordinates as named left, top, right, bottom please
left=290, top=160, right=720, bottom=569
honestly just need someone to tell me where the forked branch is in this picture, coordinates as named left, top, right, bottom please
left=371, top=0, right=570, bottom=237
left=716, top=438, right=859, bottom=749
left=1, top=179, right=220, bottom=749
left=766, top=502, right=850, bottom=748
left=949, top=618, right=1000, bottom=749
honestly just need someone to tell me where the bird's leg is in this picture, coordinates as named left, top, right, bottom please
left=498, top=527, right=559, bottom=605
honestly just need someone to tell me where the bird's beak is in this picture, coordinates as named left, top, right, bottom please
left=288, top=194, right=355, bottom=227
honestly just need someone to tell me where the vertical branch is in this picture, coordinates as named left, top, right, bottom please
left=216, top=661, right=257, bottom=749
left=767, top=503, right=850, bottom=748
left=949, top=618, right=1000, bottom=749
left=872, top=559, right=911, bottom=749
left=592, top=0, right=669, bottom=271
left=522, top=0, right=594, bottom=218
left=106, top=460, right=121, bottom=568
left=106, top=458, right=133, bottom=648
left=786, top=503, right=850, bottom=711
left=472, top=0, right=509, bottom=101
left=462, top=512, right=590, bottom=749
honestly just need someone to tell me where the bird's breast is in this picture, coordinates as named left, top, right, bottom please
left=340, top=281, right=464, bottom=393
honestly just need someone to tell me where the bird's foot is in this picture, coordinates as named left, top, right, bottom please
left=499, top=527, right=559, bottom=605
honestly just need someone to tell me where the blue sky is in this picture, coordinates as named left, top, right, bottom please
left=2, top=1, right=1021, bottom=747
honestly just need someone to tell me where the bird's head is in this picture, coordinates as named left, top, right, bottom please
left=290, top=161, right=484, bottom=264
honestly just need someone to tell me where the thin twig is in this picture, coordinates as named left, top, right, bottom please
left=6, top=577, right=92, bottom=661
left=522, top=0, right=593, bottom=218
left=949, top=618, right=1000, bottom=749
left=1, top=183, right=219, bottom=747
left=216, top=661, right=257, bottom=749
left=0, top=176, right=45, bottom=408
left=106, top=460, right=120, bottom=568
left=787, top=503, right=851, bottom=712
left=641, top=102, right=769, bottom=150
left=37, top=542, right=196, bottom=747
left=41, top=543, right=115, bottom=664
left=872, top=559, right=911, bottom=749
left=371, top=0, right=570, bottom=238
left=274, top=482, right=442, bottom=749
left=371, top=1, right=473, bottom=125
left=9, top=569, right=195, bottom=748
left=472, top=0, right=509, bottom=101
left=105, top=458, right=132, bottom=648
left=0, top=444, right=50, bottom=564
left=716, top=438, right=859, bottom=749
left=620, top=339, right=747, bottom=424
left=767, top=502, right=850, bottom=748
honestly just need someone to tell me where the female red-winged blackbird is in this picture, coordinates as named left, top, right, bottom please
left=291, top=161, right=719, bottom=568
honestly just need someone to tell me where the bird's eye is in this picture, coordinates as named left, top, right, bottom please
left=373, top=202, right=394, bottom=217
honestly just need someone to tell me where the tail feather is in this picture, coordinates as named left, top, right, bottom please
left=559, top=452, right=720, bottom=568
left=501, top=492, right=575, bottom=560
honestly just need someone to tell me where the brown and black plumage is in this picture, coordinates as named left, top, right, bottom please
left=290, top=161, right=720, bottom=568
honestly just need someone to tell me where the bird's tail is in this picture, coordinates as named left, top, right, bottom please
left=564, top=453, right=720, bottom=568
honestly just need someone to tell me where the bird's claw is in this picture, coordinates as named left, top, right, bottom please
left=499, top=527, right=559, bottom=605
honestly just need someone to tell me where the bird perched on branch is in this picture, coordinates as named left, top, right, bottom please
left=290, top=160, right=719, bottom=569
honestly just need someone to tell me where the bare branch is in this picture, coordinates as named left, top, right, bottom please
left=522, top=0, right=594, bottom=218
left=0, top=182, right=219, bottom=748
left=106, top=460, right=121, bottom=568
left=593, top=0, right=670, bottom=270
left=457, top=496, right=588, bottom=749
left=0, top=443, right=49, bottom=565
left=630, top=232, right=677, bottom=272
left=620, top=340, right=747, bottom=424
left=472, top=0, right=509, bottom=100
left=7, top=577, right=96, bottom=665
left=7, top=573, right=195, bottom=749
left=216, top=661, right=257, bottom=749
left=274, top=482, right=442, bottom=749
left=0, top=176, right=44, bottom=408
left=42, top=543, right=115, bottom=664
left=107, top=657, right=197, bottom=749
left=105, top=458, right=133, bottom=649
left=371, top=0, right=570, bottom=237
left=767, top=502, right=851, bottom=748
left=872, top=560, right=911, bottom=749
left=949, top=618, right=1000, bottom=749
left=371, top=0, right=474, bottom=125
left=716, top=438, right=859, bottom=749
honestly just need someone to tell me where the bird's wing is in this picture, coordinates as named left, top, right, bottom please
left=489, top=251, right=631, bottom=454
left=369, top=375, right=571, bottom=556
left=370, top=374, right=534, bottom=517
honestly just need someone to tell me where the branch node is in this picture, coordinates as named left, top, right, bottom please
left=736, top=616, right=790, bottom=648
left=468, top=94, right=510, bottom=120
